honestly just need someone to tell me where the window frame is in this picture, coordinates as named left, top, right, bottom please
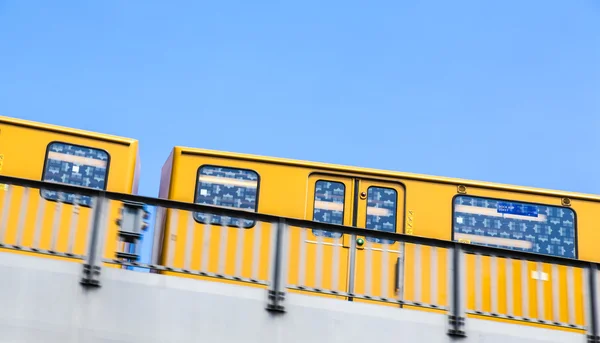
left=451, top=194, right=578, bottom=259
left=192, top=164, right=261, bottom=229
left=311, top=179, right=346, bottom=238
left=40, top=141, right=111, bottom=207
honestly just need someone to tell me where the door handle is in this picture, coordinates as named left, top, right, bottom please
left=395, top=243, right=405, bottom=297
left=395, top=256, right=400, bottom=292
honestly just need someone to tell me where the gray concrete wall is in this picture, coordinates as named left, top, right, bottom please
left=0, top=251, right=585, bottom=343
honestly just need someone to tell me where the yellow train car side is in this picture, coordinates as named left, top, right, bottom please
left=0, top=115, right=141, bottom=265
left=155, top=146, right=597, bottom=332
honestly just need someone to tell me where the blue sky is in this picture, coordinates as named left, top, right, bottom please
left=0, top=1, right=599, bottom=263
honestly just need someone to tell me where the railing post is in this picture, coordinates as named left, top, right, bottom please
left=81, top=196, right=107, bottom=287
left=586, top=263, right=600, bottom=343
left=447, top=243, right=466, bottom=337
left=266, top=219, right=286, bottom=312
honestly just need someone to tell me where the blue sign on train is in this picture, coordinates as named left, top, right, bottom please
left=496, top=201, right=539, bottom=217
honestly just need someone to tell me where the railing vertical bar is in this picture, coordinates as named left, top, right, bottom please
left=298, top=228, right=306, bottom=286
left=448, top=244, right=466, bottom=337
left=251, top=221, right=262, bottom=280
left=567, top=266, right=575, bottom=325
left=184, top=211, right=195, bottom=271
left=15, top=187, right=30, bottom=246
left=595, top=267, right=600, bottom=340
left=506, top=258, right=513, bottom=317
left=66, top=200, right=79, bottom=254
left=267, top=221, right=278, bottom=304
left=430, top=246, right=437, bottom=305
left=475, top=253, right=482, bottom=312
left=331, top=236, right=340, bottom=292
left=50, top=199, right=63, bottom=252
left=166, top=209, right=179, bottom=268
left=491, top=255, right=498, bottom=314
left=266, top=220, right=287, bottom=311
left=134, top=206, right=143, bottom=259
left=217, top=223, right=229, bottom=275
left=365, top=240, right=372, bottom=297
left=583, top=267, right=591, bottom=334
left=315, top=234, right=323, bottom=290
left=521, top=259, right=529, bottom=318
left=81, top=198, right=95, bottom=255
left=0, top=185, right=13, bottom=243
left=537, top=261, right=544, bottom=320
left=32, top=197, right=45, bottom=249
left=95, top=199, right=112, bottom=262
left=381, top=244, right=389, bottom=299
left=348, top=234, right=357, bottom=297
left=584, top=264, right=600, bottom=342
left=235, top=222, right=245, bottom=278
left=446, top=247, right=452, bottom=310
left=414, top=244, right=421, bottom=303
left=280, top=222, right=291, bottom=293
left=458, top=247, right=466, bottom=333
left=200, top=214, right=212, bottom=272
left=552, top=264, right=560, bottom=323
left=80, top=196, right=108, bottom=286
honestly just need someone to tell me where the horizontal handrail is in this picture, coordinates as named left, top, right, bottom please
left=0, top=174, right=591, bottom=268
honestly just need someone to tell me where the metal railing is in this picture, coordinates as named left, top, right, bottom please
left=0, top=182, right=94, bottom=260
left=0, top=175, right=598, bottom=339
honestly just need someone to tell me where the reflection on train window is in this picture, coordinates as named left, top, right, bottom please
left=453, top=195, right=577, bottom=258
left=193, top=165, right=259, bottom=228
left=41, top=142, right=109, bottom=207
left=365, top=186, right=397, bottom=244
left=312, top=180, right=345, bottom=238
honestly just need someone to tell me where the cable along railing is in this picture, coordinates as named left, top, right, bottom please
left=0, top=175, right=597, bottom=339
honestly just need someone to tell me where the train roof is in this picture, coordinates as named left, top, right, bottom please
left=0, top=115, right=138, bottom=146
left=175, top=145, right=600, bottom=202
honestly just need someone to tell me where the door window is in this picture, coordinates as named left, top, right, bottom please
left=365, top=186, right=398, bottom=244
left=312, top=180, right=345, bottom=238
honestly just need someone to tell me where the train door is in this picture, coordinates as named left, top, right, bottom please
left=301, top=174, right=355, bottom=298
left=301, top=174, right=404, bottom=302
left=351, top=179, right=405, bottom=303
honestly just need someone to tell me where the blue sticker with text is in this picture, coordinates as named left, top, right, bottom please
left=497, top=201, right=539, bottom=217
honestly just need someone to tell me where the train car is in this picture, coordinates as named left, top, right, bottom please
left=0, top=115, right=142, bottom=264
left=154, top=146, right=598, bottom=331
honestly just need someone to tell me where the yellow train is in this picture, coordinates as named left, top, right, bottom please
left=0, top=114, right=594, bottom=331
left=154, top=146, right=596, bottom=331
left=0, top=115, right=141, bottom=263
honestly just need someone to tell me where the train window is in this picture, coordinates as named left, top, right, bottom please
left=453, top=195, right=577, bottom=258
left=193, top=165, right=259, bottom=228
left=312, top=180, right=345, bottom=238
left=41, top=142, right=110, bottom=207
left=365, top=186, right=398, bottom=244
